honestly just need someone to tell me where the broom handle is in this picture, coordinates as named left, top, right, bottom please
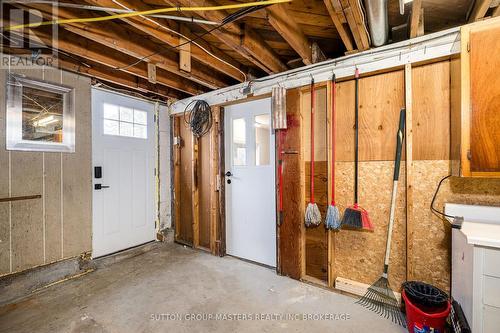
left=383, top=108, right=406, bottom=274
left=310, top=79, right=315, bottom=204
left=331, top=74, right=336, bottom=205
left=354, top=69, right=359, bottom=205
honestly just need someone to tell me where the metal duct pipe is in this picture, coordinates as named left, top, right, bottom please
left=364, top=0, right=389, bottom=47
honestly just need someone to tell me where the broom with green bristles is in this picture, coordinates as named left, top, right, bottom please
left=325, top=74, right=341, bottom=230
left=305, top=78, right=321, bottom=227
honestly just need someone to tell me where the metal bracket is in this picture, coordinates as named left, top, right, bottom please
left=173, top=136, right=182, bottom=146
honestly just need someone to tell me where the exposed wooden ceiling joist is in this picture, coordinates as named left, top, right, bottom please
left=161, top=0, right=288, bottom=74
left=493, top=5, right=500, bottom=16
left=339, top=0, right=370, bottom=50
left=266, top=3, right=324, bottom=65
left=18, top=3, right=231, bottom=90
left=410, top=0, right=423, bottom=38
left=469, top=0, right=493, bottom=22
left=3, top=46, right=178, bottom=99
left=14, top=25, right=205, bottom=96
left=323, top=0, right=356, bottom=52
left=82, top=0, right=247, bottom=82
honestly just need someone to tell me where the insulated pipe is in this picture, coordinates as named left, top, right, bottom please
left=364, top=0, right=389, bottom=47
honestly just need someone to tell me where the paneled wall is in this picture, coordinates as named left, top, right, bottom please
left=0, top=67, right=92, bottom=277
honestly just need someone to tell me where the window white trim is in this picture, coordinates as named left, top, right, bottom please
left=6, top=74, right=75, bottom=152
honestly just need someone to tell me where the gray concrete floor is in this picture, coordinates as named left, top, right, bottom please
left=0, top=242, right=406, bottom=333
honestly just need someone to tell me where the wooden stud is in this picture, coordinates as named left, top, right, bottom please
left=468, top=0, right=493, bottom=22
left=179, top=24, right=192, bottom=73
left=410, top=0, right=423, bottom=38
left=404, top=64, right=414, bottom=281
left=266, top=4, right=317, bottom=65
left=210, top=107, right=221, bottom=255
left=326, top=80, right=335, bottom=288
left=323, top=0, right=356, bottom=51
left=173, top=118, right=181, bottom=242
left=216, top=108, right=226, bottom=257
left=192, top=135, right=200, bottom=248
left=147, top=63, right=157, bottom=84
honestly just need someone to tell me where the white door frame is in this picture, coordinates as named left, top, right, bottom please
left=91, top=87, right=158, bottom=258
left=223, top=97, right=277, bottom=267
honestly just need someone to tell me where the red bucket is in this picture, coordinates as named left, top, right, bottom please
left=402, top=289, right=450, bottom=333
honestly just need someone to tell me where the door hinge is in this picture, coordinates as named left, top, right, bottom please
left=216, top=174, right=221, bottom=191
left=467, top=42, right=470, bottom=53
left=173, top=136, right=182, bottom=146
left=467, top=149, right=472, bottom=161
left=154, top=168, right=157, bottom=176
left=154, top=114, right=157, bottom=123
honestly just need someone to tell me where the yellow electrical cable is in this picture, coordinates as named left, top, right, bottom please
left=4, top=0, right=291, bottom=31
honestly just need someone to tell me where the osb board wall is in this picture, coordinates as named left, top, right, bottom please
left=279, top=60, right=500, bottom=294
left=0, top=68, right=92, bottom=277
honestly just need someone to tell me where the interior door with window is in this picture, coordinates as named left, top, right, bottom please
left=224, top=98, right=276, bottom=267
left=92, top=89, right=156, bottom=258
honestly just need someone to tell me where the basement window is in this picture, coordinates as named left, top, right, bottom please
left=6, top=74, right=75, bottom=152
left=103, top=103, right=148, bottom=139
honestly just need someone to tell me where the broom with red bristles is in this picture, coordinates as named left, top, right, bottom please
left=341, top=69, right=373, bottom=230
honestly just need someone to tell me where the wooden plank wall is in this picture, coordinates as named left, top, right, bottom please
left=173, top=108, right=220, bottom=252
left=278, top=60, right=500, bottom=294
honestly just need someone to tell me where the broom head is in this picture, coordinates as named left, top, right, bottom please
left=305, top=203, right=321, bottom=227
left=341, top=204, right=363, bottom=229
left=356, top=275, right=406, bottom=327
left=325, top=204, right=341, bottom=230
left=360, top=207, right=374, bottom=231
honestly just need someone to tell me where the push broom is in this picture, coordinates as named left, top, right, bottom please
left=341, top=68, right=373, bottom=230
left=305, top=78, right=321, bottom=227
left=325, top=74, right=341, bottom=230
left=356, top=108, right=406, bottom=327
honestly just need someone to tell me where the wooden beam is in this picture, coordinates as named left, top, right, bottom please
left=147, top=63, right=157, bottom=84
left=469, top=0, right=493, bottom=22
left=83, top=0, right=246, bottom=82
left=266, top=4, right=319, bottom=65
left=15, top=25, right=205, bottom=95
left=404, top=64, right=415, bottom=281
left=493, top=5, right=500, bottom=16
left=339, top=0, right=370, bottom=50
left=323, top=0, right=356, bottom=51
left=410, top=0, right=423, bottom=38
left=162, top=0, right=287, bottom=74
left=192, top=135, right=200, bottom=248
left=19, top=3, right=229, bottom=90
left=179, top=24, right=191, bottom=73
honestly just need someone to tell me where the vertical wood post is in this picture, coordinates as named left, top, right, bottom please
left=210, top=107, right=220, bottom=255
left=192, top=135, right=200, bottom=248
left=173, top=117, right=181, bottom=242
left=405, top=63, right=414, bottom=281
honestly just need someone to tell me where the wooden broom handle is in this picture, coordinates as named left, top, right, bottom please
left=310, top=78, right=315, bottom=204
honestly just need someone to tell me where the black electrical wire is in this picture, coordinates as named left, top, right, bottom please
left=184, top=99, right=212, bottom=137
left=430, top=175, right=456, bottom=219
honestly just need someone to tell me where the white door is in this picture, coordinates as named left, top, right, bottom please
left=225, top=98, right=276, bottom=267
left=92, top=89, right=156, bottom=258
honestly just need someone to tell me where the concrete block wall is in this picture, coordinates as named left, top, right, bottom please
left=0, top=67, right=92, bottom=277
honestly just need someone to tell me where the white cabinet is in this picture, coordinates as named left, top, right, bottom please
left=447, top=204, right=500, bottom=333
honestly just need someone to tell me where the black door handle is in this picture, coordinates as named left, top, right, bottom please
left=225, top=171, right=232, bottom=177
left=94, top=184, right=110, bottom=190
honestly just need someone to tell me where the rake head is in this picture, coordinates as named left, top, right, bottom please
left=356, top=275, right=406, bottom=327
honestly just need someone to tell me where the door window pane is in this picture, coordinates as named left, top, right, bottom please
left=104, top=119, right=119, bottom=135
left=255, top=114, right=271, bottom=166
left=120, top=121, right=133, bottom=137
left=103, top=103, right=119, bottom=120
left=103, top=103, right=148, bottom=139
left=232, top=118, right=246, bottom=166
left=119, top=107, right=134, bottom=122
left=134, top=110, right=147, bottom=125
